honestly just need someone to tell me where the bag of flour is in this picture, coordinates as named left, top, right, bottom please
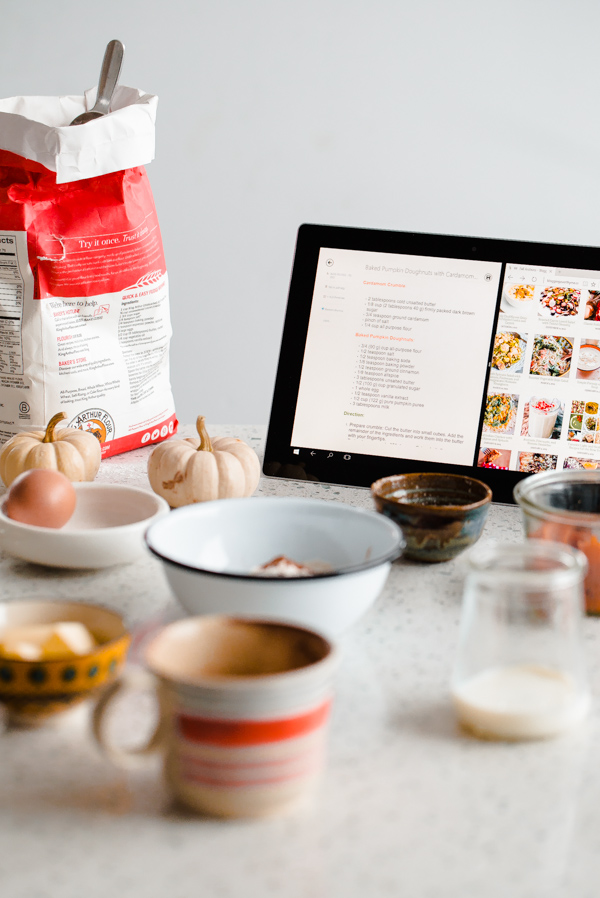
left=0, top=85, right=177, bottom=457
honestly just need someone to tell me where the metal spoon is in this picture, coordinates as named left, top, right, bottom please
left=69, top=39, right=125, bottom=126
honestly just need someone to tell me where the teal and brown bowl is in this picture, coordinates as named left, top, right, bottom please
left=0, top=600, right=130, bottom=725
left=371, top=473, right=492, bottom=563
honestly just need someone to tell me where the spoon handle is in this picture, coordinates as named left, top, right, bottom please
left=91, top=39, right=125, bottom=115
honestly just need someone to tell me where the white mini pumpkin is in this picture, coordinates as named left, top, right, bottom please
left=147, top=416, right=261, bottom=507
left=0, top=412, right=102, bottom=487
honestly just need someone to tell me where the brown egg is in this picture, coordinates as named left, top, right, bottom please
left=4, top=469, right=77, bottom=528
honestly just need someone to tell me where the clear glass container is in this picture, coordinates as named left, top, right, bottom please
left=514, top=469, right=600, bottom=614
left=451, top=540, right=590, bottom=740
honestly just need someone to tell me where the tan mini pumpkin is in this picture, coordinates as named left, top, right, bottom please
left=0, top=412, right=102, bottom=487
left=147, top=416, right=261, bottom=507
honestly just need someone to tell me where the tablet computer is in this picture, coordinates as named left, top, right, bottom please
left=264, top=224, right=600, bottom=504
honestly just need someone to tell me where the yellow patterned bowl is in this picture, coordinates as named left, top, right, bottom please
left=0, top=600, right=130, bottom=725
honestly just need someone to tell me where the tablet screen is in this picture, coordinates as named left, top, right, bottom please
left=264, top=225, right=600, bottom=503
left=291, top=247, right=501, bottom=467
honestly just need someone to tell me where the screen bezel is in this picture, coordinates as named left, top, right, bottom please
left=263, top=223, right=600, bottom=504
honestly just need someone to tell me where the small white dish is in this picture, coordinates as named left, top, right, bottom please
left=0, top=483, right=169, bottom=568
left=145, top=496, right=404, bottom=637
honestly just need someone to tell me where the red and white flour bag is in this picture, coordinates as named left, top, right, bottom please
left=0, top=85, right=177, bottom=457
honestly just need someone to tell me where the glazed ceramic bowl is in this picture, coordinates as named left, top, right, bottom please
left=0, top=600, right=130, bottom=724
left=514, top=469, right=600, bottom=614
left=145, top=497, right=404, bottom=637
left=371, top=472, right=492, bottom=563
left=0, top=483, right=169, bottom=568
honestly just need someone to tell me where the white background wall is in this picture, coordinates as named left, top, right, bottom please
left=3, top=1, right=600, bottom=425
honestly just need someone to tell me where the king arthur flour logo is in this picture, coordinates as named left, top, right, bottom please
left=69, top=408, right=115, bottom=443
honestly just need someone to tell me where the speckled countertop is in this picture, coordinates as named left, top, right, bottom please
left=1, top=425, right=600, bottom=898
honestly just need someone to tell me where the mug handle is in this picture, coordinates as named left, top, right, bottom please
left=92, top=666, right=165, bottom=769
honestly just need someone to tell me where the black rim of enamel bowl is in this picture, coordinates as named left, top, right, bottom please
left=145, top=536, right=403, bottom=581
left=145, top=505, right=404, bottom=581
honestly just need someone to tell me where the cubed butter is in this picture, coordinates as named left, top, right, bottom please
left=0, top=622, right=97, bottom=661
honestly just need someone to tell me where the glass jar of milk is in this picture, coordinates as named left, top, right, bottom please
left=451, top=540, right=590, bottom=740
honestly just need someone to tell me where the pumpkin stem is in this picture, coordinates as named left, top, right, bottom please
left=42, top=411, right=67, bottom=443
left=196, top=416, right=213, bottom=452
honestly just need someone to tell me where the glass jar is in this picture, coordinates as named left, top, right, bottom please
left=451, top=540, right=590, bottom=740
left=514, top=469, right=600, bottom=614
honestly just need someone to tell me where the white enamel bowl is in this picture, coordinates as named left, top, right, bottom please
left=145, top=497, right=404, bottom=637
left=0, top=483, right=169, bottom=568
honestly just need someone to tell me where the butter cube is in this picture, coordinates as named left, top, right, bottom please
left=1, top=640, right=43, bottom=661
left=43, top=622, right=97, bottom=658
left=0, top=622, right=97, bottom=661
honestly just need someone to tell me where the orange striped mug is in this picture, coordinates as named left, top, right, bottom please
left=92, top=615, right=338, bottom=818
